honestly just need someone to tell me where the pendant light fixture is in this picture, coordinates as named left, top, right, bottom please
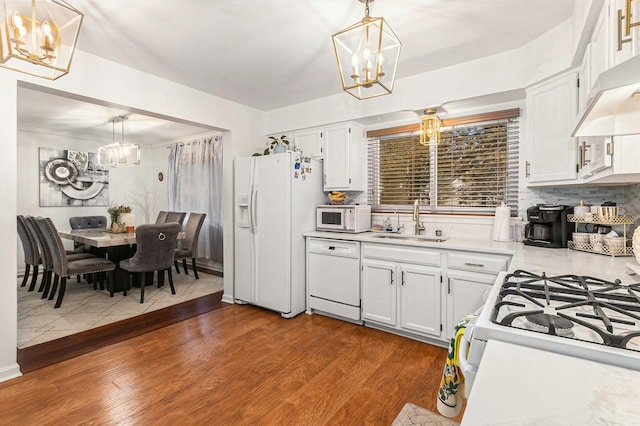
left=98, top=116, right=141, bottom=168
left=332, top=0, right=401, bottom=100
left=419, top=109, right=441, bottom=146
left=0, top=0, right=83, bottom=80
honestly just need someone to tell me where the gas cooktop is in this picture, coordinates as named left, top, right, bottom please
left=491, top=270, right=640, bottom=351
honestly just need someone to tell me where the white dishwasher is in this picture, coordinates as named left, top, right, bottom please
left=307, top=238, right=361, bottom=322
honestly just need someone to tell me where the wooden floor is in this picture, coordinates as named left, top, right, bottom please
left=4, top=302, right=463, bottom=425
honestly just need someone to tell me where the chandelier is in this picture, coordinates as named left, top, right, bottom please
left=98, top=116, right=141, bottom=168
left=332, top=0, right=401, bottom=100
left=0, top=0, right=83, bottom=80
left=419, top=109, right=441, bottom=146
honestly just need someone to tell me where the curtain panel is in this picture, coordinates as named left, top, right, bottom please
left=168, top=136, right=223, bottom=268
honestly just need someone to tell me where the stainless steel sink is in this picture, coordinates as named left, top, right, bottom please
left=371, top=234, right=448, bottom=243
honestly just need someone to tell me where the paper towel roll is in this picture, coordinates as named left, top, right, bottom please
left=492, top=204, right=513, bottom=242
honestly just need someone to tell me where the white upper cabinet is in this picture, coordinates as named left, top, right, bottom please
left=323, top=122, right=366, bottom=192
left=526, top=71, right=579, bottom=185
left=611, top=0, right=640, bottom=66
left=293, top=127, right=323, bottom=159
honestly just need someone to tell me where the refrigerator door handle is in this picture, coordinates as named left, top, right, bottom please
left=250, top=187, right=258, bottom=231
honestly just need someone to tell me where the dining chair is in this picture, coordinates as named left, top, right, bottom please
left=174, top=212, right=206, bottom=279
left=69, top=215, right=108, bottom=253
left=25, top=216, right=96, bottom=299
left=17, top=215, right=40, bottom=291
left=35, top=217, right=116, bottom=308
left=155, top=211, right=169, bottom=224
left=166, top=211, right=187, bottom=226
left=119, top=223, right=180, bottom=303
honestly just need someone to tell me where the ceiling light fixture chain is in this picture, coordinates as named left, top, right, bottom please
left=332, top=0, right=401, bottom=100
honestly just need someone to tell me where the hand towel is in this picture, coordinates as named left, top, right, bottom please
left=437, top=314, right=472, bottom=418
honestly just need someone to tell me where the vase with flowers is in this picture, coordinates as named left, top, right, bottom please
left=107, top=204, right=133, bottom=232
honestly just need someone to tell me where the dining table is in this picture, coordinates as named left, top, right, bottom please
left=59, top=228, right=186, bottom=291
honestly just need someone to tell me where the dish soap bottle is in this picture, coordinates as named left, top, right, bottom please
left=384, top=217, right=393, bottom=232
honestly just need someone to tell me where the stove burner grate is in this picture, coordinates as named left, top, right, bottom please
left=491, top=270, right=640, bottom=351
left=525, top=313, right=574, bottom=337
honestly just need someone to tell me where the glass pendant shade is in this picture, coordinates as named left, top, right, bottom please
left=98, top=142, right=140, bottom=168
left=98, top=117, right=141, bottom=168
left=0, top=0, right=83, bottom=80
left=332, top=1, right=401, bottom=100
left=420, top=109, right=441, bottom=146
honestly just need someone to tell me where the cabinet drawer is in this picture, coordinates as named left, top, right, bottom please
left=447, top=252, right=510, bottom=274
left=308, top=238, right=359, bottom=258
left=362, top=243, right=440, bottom=266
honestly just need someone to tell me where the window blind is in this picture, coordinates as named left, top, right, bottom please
left=367, top=109, right=520, bottom=215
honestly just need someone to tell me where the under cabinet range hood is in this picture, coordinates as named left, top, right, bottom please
left=573, top=55, right=640, bottom=137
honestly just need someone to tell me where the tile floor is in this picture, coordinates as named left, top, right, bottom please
left=17, top=271, right=224, bottom=348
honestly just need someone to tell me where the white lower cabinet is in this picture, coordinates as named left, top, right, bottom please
left=307, top=238, right=512, bottom=345
left=361, top=244, right=443, bottom=340
left=444, top=251, right=511, bottom=335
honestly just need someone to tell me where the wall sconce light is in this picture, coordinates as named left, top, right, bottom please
left=332, top=0, right=401, bottom=100
left=98, top=116, right=141, bottom=168
left=419, top=109, right=441, bottom=146
left=0, top=0, right=83, bottom=80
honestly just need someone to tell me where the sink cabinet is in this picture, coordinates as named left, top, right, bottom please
left=306, top=235, right=512, bottom=345
left=361, top=243, right=443, bottom=340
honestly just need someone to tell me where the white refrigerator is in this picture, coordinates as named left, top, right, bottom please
left=233, top=153, right=324, bottom=318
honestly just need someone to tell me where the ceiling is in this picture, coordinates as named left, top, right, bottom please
left=18, top=0, right=576, bottom=143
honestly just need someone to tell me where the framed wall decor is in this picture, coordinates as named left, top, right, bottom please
left=39, top=147, right=109, bottom=207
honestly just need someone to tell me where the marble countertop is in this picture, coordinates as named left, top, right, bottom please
left=461, top=340, right=640, bottom=425
left=304, top=231, right=640, bottom=284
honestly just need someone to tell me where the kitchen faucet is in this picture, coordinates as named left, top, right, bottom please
left=413, top=199, right=425, bottom=235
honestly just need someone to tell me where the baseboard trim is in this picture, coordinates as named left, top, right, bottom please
left=0, top=363, right=22, bottom=384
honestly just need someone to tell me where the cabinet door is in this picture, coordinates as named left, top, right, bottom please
left=590, top=2, right=610, bottom=90
left=445, top=270, right=496, bottom=336
left=323, top=124, right=351, bottom=190
left=611, top=0, right=639, bottom=66
left=361, top=259, right=396, bottom=326
left=526, top=71, right=579, bottom=184
left=294, top=128, right=323, bottom=158
left=399, top=264, right=442, bottom=338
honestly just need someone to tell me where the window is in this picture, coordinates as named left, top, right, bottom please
left=367, top=108, right=520, bottom=214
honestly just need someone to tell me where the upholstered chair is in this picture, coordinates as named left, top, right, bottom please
left=17, top=215, right=40, bottom=291
left=174, top=213, right=206, bottom=279
left=155, top=211, right=169, bottom=224
left=165, top=211, right=187, bottom=226
left=35, top=217, right=116, bottom=308
left=119, top=223, right=180, bottom=303
left=25, top=216, right=95, bottom=299
left=69, top=216, right=108, bottom=253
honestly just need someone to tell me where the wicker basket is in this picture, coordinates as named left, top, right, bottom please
left=633, top=227, right=640, bottom=264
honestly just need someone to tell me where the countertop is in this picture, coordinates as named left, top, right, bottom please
left=305, top=231, right=639, bottom=284
left=461, top=340, right=640, bottom=425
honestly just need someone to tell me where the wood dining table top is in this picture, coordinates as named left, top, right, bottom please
left=59, top=229, right=185, bottom=248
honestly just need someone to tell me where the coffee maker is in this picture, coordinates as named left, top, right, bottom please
left=523, top=204, right=573, bottom=248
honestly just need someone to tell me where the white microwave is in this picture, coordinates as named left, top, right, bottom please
left=316, top=205, right=371, bottom=233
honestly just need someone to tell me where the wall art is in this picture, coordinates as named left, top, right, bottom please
left=39, top=147, right=109, bottom=207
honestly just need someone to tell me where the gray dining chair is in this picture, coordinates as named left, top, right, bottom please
left=25, top=216, right=95, bottom=299
left=119, top=223, right=180, bottom=303
left=155, top=211, right=169, bottom=224
left=174, top=213, right=206, bottom=279
left=35, top=217, right=116, bottom=308
left=69, top=215, right=108, bottom=253
left=156, top=211, right=186, bottom=226
left=17, top=215, right=40, bottom=291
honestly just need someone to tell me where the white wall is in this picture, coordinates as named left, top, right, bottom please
left=3, top=50, right=265, bottom=383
